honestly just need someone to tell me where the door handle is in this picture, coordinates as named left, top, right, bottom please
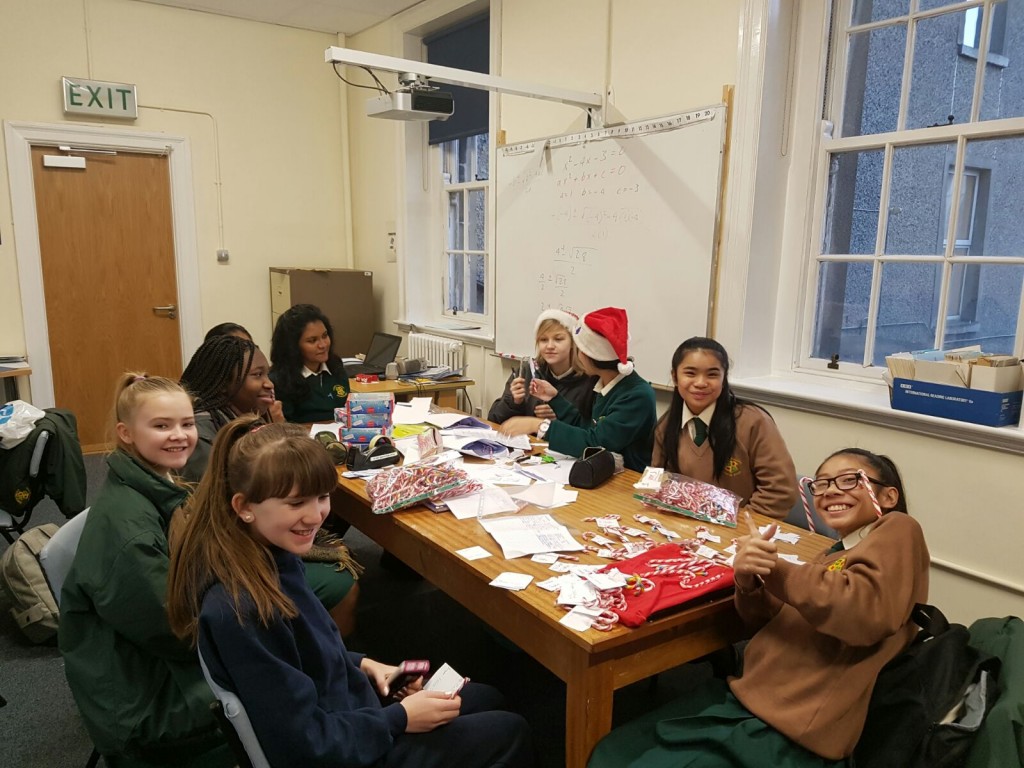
left=152, top=304, right=177, bottom=320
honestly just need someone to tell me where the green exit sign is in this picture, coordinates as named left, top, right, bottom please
left=62, top=76, right=138, bottom=119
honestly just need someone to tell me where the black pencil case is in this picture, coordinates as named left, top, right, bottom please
left=568, top=447, right=616, bottom=489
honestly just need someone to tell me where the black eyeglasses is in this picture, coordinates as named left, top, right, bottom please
left=805, top=471, right=886, bottom=496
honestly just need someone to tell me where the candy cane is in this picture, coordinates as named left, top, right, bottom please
left=858, top=469, right=884, bottom=518
left=798, top=476, right=818, bottom=533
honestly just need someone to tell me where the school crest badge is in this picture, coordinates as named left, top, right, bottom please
left=827, top=557, right=846, bottom=572
left=723, top=458, right=742, bottom=477
left=14, top=486, right=31, bottom=508
left=333, top=384, right=348, bottom=398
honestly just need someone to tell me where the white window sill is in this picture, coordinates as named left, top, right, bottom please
left=732, top=371, right=1024, bottom=456
left=395, top=320, right=495, bottom=348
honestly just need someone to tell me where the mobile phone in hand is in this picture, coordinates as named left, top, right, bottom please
left=384, top=660, right=430, bottom=695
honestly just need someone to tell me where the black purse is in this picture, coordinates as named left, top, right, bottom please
left=568, top=447, right=616, bottom=489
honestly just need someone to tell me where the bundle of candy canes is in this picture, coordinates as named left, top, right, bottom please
left=366, top=462, right=481, bottom=514
left=633, top=471, right=740, bottom=528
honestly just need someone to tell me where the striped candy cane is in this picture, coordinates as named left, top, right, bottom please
left=798, top=476, right=818, bottom=533
left=857, top=469, right=884, bottom=518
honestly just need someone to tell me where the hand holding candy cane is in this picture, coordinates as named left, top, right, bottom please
left=733, top=511, right=778, bottom=590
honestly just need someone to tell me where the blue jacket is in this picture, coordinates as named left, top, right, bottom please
left=199, top=548, right=407, bottom=768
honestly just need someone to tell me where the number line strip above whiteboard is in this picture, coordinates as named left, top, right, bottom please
left=494, top=105, right=727, bottom=389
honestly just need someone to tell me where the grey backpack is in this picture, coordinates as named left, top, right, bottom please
left=0, top=524, right=60, bottom=643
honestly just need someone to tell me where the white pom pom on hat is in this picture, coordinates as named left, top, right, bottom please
left=573, top=307, right=634, bottom=375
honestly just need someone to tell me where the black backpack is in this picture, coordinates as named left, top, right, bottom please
left=855, top=603, right=1001, bottom=768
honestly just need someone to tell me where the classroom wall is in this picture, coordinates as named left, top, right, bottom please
left=0, top=0, right=350, bottom=357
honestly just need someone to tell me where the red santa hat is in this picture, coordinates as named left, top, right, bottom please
left=573, top=307, right=634, bottom=375
left=534, top=309, right=578, bottom=336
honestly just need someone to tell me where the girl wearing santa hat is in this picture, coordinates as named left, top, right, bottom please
left=487, top=309, right=597, bottom=425
left=500, top=307, right=656, bottom=471
left=652, top=337, right=798, bottom=519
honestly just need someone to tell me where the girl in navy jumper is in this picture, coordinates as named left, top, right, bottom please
left=167, top=419, right=533, bottom=768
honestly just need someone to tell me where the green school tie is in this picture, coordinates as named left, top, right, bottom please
left=692, top=418, right=708, bottom=447
left=828, top=540, right=845, bottom=554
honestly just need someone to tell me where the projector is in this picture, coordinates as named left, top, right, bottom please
left=366, top=89, right=454, bottom=121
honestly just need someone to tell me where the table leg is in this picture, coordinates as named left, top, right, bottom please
left=564, top=659, right=614, bottom=768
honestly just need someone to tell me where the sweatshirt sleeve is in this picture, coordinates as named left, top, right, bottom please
left=547, top=384, right=652, bottom=458
left=734, top=581, right=784, bottom=630
left=763, top=514, right=929, bottom=647
left=651, top=417, right=667, bottom=468
left=487, top=372, right=526, bottom=423
left=739, top=409, right=799, bottom=520
left=201, top=600, right=405, bottom=768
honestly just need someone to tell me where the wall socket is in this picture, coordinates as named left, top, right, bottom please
left=216, top=249, right=230, bottom=264
left=385, top=231, right=397, bottom=263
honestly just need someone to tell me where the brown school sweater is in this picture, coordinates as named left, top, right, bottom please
left=729, top=512, right=930, bottom=760
left=651, top=404, right=798, bottom=519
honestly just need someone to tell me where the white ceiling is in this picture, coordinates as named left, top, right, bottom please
left=131, top=0, right=425, bottom=36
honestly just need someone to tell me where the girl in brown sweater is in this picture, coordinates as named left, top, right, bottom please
left=588, top=448, right=929, bottom=768
left=652, top=337, right=798, bottom=519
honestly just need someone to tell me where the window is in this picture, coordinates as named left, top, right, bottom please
left=962, top=1, right=1009, bottom=63
left=807, top=0, right=1024, bottom=369
left=441, top=133, right=489, bottom=317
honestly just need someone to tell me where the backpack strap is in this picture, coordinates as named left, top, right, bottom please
left=912, top=602, right=950, bottom=638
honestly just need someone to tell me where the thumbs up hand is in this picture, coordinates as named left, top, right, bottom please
left=733, top=511, right=778, bottom=591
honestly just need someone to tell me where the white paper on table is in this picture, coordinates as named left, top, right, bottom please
left=696, top=530, right=723, bottom=544
left=560, top=605, right=605, bottom=632
left=531, top=553, right=559, bottom=564
left=308, top=423, right=341, bottom=440
left=557, top=578, right=600, bottom=606
left=445, top=487, right=519, bottom=520
left=511, top=482, right=578, bottom=509
left=460, top=463, right=533, bottom=486
left=773, top=531, right=802, bottom=545
left=535, top=576, right=565, bottom=592
left=543, top=449, right=576, bottom=462
left=441, top=433, right=511, bottom=460
left=478, top=514, right=584, bottom=559
left=424, top=662, right=467, bottom=694
left=566, top=564, right=604, bottom=577
left=455, top=545, right=492, bottom=561
left=695, top=545, right=721, bottom=561
left=494, top=432, right=533, bottom=450
left=521, top=461, right=574, bottom=486
left=723, top=543, right=738, bottom=555
left=778, top=553, right=806, bottom=565
left=443, top=426, right=498, bottom=439
left=391, top=397, right=434, bottom=425
left=549, top=562, right=574, bottom=572
left=426, top=413, right=489, bottom=429
left=489, top=572, right=534, bottom=590
left=585, top=569, right=628, bottom=591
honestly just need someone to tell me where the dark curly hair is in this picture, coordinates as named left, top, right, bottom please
left=269, top=304, right=343, bottom=403
left=180, top=335, right=256, bottom=429
left=657, top=337, right=770, bottom=480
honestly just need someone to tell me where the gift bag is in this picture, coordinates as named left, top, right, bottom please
left=599, top=542, right=734, bottom=627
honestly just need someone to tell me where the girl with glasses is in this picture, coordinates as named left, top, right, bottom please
left=588, top=447, right=928, bottom=768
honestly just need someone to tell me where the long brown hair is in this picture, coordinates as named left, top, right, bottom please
left=167, top=418, right=338, bottom=644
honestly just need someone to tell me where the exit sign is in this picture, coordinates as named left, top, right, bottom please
left=62, top=76, right=138, bottom=119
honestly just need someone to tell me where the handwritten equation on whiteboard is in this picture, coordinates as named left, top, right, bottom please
left=537, top=246, right=597, bottom=315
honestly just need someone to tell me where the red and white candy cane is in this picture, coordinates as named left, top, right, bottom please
left=857, top=469, right=884, bottom=518
left=798, top=476, right=818, bottom=533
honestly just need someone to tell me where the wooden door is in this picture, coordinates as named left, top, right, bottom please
left=31, top=147, right=182, bottom=452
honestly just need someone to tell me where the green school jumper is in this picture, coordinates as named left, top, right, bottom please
left=272, top=367, right=350, bottom=424
left=547, top=371, right=656, bottom=472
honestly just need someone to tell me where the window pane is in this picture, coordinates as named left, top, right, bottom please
left=851, top=0, right=909, bottom=25
left=948, top=263, right=1024, bottom=352
left=918, top=0, right=969, bottom=12
left=468, top=254, right=486, bottom=314
left=960, top=136, right=1024, bottom=257
left=448, top=191, right=464, bottom=249
left=873, top=262, right=942, bottom=363
left=906, top=9, right=977, bottom=130
left=447, top=252, right=464, bottom=311
left=812, top=261, right=873, bottom=362
left=843, top=24, right=907, bottom=137
left=475, top=132, right=490, bottom=181
left=885, top=142, right=957, bottom=255
left=823, top=149, right=885, bottom=255
left=469, top=188, right=486, bottom=250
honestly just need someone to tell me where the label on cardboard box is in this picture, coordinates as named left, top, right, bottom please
left=346, top=393, right=396, bottom=415
left=339, top=427, right=386, bottom=445
left=891, top=378, right=1022, bottom=427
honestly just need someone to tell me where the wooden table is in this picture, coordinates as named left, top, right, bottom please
left=350, top=377, right=475, bottom=409
left=332, top=466, right=832, bottom=767
left=0, top=363, right=32, bottom=402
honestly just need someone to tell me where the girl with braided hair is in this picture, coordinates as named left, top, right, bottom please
left=179, top=332, right=361, bottom=636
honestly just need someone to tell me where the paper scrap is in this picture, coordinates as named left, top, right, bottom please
left=445, top=487, right=519, bottom=520
left=391, top=397, right=434, bottom=425
left=778, top=553, right=805, bottom=565
left=560, top=605, right=605, bottom=632
left=489, top=572, right=534, bottom=591
left=456, top=546, right=492, bottom=561
left=531, top=553, right=559, bottom=564
left=511, top=482, right=578, bottom=509
left=479, top=513, right=584, bottom=559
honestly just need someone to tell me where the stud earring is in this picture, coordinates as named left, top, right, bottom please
left=243, top=514, right=254, bottom=522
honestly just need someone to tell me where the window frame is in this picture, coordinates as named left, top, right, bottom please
left=798, top=0, right=1024, bottom=376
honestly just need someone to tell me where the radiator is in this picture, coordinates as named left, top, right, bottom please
left=408, top=332, right=466, bottom=372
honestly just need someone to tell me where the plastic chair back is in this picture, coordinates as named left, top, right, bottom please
left=39, top=508, right=90, bottom=607
left=197, top=648, right=271, bottom=768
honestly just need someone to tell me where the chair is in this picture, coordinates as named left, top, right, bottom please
left=198, top=648, right=270, bottom=768
left=38, top=508, right=90, bottom=607
left=36, top=509, right=100, bottom=768
left=0, top=430, right=50, bottom=543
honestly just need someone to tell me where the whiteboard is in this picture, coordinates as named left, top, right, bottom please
left=495, top=106, right=726, bottom=388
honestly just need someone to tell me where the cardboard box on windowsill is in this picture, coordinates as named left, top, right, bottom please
left=890, top=377, right=1023, bottom=427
